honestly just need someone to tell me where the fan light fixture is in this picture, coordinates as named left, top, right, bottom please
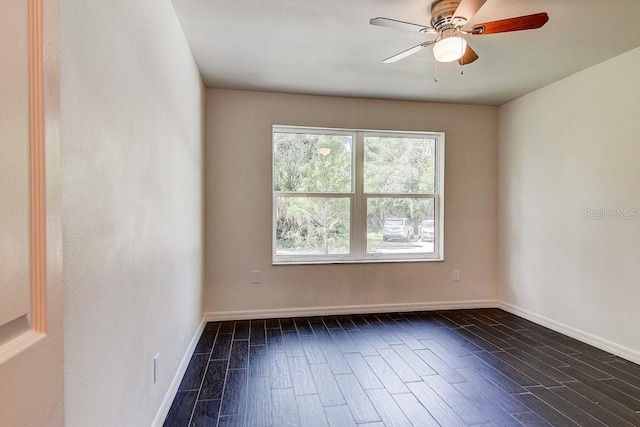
left=432, top=29, right=467, bottom=63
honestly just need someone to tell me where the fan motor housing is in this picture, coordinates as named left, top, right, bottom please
left=430, top=0, right=468, bottom=31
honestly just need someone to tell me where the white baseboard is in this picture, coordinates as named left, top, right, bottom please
left=205, top=299, right=498, bottom=322
left=497, top=301, right=640, bottom=365
left=152, top=317, right=206, bottom=427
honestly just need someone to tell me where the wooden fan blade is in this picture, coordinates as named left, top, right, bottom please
left=370, top=17, right=434, bottom=34
left=383, top=40, right=436, bottom=63
left=458, top=45, right=479, bottom=65
left=470, top=12, right=549, bottom=35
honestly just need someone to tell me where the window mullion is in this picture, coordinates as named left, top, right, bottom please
left=354, top=132, right=365, bottom=258
left=363, top=193, right=437, bottom=199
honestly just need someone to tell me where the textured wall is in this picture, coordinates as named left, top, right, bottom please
left=60, top=0, right=204, bottom=425
left=498, top=47, right=640, bottom=358
left=205, top=89, right=498, bottom=315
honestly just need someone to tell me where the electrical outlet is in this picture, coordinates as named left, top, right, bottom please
left=153, top=353, right=160, bottom=384
left=453, top=269, right=461, bottom=282
left=252, top=270, right=261, bottom=284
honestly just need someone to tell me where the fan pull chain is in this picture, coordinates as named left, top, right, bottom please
left=459, top=34, right=465, bottom=75
left=434, top=61, right=438, bottom=83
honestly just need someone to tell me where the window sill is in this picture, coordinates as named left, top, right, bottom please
left=272, top=257, right=444, bottom=266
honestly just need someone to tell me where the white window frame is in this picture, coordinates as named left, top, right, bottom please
left=272, top=125, right=445, bottom=265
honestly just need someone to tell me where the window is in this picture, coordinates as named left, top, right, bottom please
left=273, top=126, right=444, bottom=264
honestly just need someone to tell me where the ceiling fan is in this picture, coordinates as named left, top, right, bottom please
left=370, top=0, right=549, bottom=65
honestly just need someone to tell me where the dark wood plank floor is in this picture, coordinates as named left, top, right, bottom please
left=163, top=309, right=640, bottom=426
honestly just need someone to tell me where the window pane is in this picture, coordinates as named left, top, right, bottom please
left=366, top=198, right=435, bottom=254
left=273, top=132, right=352, bottom=192
left=276, top=197, right=350, bottom=256
left=364, top=136, right=435, bottom=194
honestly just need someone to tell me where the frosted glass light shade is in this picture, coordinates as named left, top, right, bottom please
left=433, top=36, right=467, bottom=63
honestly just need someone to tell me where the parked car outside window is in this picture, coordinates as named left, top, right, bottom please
left=382, top=218, right=413, bottom=241
left=419, top=219, right=435, bottom=242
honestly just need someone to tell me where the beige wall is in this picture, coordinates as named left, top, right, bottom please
left=205, top=89, right=498, bottom=316
left=498, top=47, right=640, bottom=361
left=60, top=0, right=205, bottom=425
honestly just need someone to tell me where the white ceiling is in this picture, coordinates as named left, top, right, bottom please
left=171, top=0, right=640, bottom=105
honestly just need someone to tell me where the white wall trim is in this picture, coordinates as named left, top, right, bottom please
left=205, top=299, right=498, bottom=322
left=497, top=301, right=640, bottom=365
left=152, top=317, right=206, bottom=427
